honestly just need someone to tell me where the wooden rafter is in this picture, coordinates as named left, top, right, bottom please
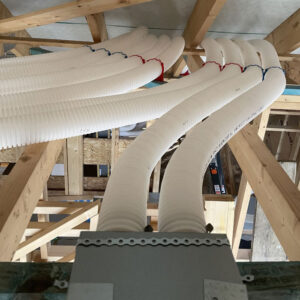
left=173, top=0, right=226, bottom=76
left=86, top=13, right=108, bottom=43
left=229, top=124, right=300, bottom=260
left=231, top=108, right=270, bottom=257
left=0, top=35, right=93, bottom=48
left=265, top=8, right=300, bottom=54
left=0, top=0, right=152, bottom=34
left=0, top=140, right=63, bottom=262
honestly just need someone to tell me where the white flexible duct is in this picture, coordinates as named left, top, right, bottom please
left=158, top=40, right=263, bottom=232
left=158, top=40, right=285, bottom=233
left=0, top=36, right=184, bottom=148
left=0, top=38, right=220, bottom=112
left=97, top=38, right=264, bottom=232
left=0, top=28, right=150, bottom=80
left=0, top=34, right=162, bottom=95
left=0, top=27, right=147, bottom=69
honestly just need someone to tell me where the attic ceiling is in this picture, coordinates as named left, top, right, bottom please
left=2, top=0, right=300, bottom=53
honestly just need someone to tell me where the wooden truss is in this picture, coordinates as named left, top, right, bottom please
left=0, top=1, right=299, bottom=262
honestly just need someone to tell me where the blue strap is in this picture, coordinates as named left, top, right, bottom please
left=84, top=44, right=95, bottom=52
left=110, top=51, right=128, bottom=58
left=95, top=47, right=112, bottom=56
left=263, top=66, right=285, bottom=80
left=243, top=64, right=264, bottom=81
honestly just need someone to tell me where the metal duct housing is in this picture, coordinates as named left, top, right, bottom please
left=67, top=232, right=248, bottom=300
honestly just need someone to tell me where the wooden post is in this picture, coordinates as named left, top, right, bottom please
left=0, top=140, right=63, bottom=261
left=111, top=128, right=120, bottom=171
left=64, top=136, right=83, bottom=195
left=38, top=186, right=49, bottom=261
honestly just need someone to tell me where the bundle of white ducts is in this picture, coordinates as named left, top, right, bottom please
left=97, top=38, right=266, bottom=231
left=158, top=40, right=285, bottom=233
left=0, top=32, right=172, bottom=94
left=0, top=27, right=147, bottom=74
left=0, top=39, right=243, bottom=148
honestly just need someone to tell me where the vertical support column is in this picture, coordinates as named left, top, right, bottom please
left=231, top=107, right=270, bottom=258
left=38, top=186, right=49, bottom=261
left=111, top=128, right=120, bottom=172
left=64, top=136, right=83, bottom=195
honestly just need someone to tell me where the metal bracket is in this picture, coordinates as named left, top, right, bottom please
left=242, top=274, right=254, bottom=283
left=77, top=237, right=230, bottom=247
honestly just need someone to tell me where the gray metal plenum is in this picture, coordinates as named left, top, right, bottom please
left=68, top=232, right=246, bottom=300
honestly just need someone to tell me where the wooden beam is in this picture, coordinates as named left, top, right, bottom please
left=0, top=138, right=132, bottom=165
left=231, top=108, right=270, bottom=258
left=0, top=140, right=63, bottom=262
left=86, top=13, right=108, bottom=43
left=270, top=95, right=300, bottom=111
left=230, top=124, right=300, bottom=260
left=173, top=0, right=226, bottom=76
left=0, top=35, right=93, bottom=48
left=186, top=55, right=203, bottom=72
left=34, top=200, right=92, bottom=214
left=25, top=222, right=90, bottom=237
left=265, top=8, right=300, bottom=54
left=0, top=0, right=152, bottom=34
left=267, top=125, right=300, bottom=133
left=13, top=201, right=99, bottom=261
left=0, top=2, right=32, bottom=56
left=183, top=0, right=226, bottom=48
left=64, top=136, right=83, bottom=195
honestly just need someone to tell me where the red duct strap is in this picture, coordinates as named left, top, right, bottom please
left=147, top=58, right=164, bottom=82
left=202, top=60, right=222, bottom=71
left=223, top=62, right=244, bottom=72
left=129, top=54, right=146, bottom=64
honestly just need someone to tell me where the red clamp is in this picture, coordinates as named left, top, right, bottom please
left=147, top=58, right=164, bottom=82
left=223, top=62, right=244, bottom=72
left=202, top=60, right=223, bottom=71
left=129, top=54, right=146, bottom=64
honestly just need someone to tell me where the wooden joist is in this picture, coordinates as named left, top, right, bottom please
left=230, top=124, right=300, bottom=260
left=25, top=222, right=90, bottom=238
left=0, top=140, right=64, bottom=262
left=13, top=201, right=100, bottom=261
left=265, top=8, right=300, bottom=54
left=0, top=35, right=93, bottom=48
left=0, top=0, right=152, bottom=34
left=173, top=0, right=226, bottom=75
left=271, top=95, right=300, bottom=111
left=86, top=13, right=108, bottom=43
